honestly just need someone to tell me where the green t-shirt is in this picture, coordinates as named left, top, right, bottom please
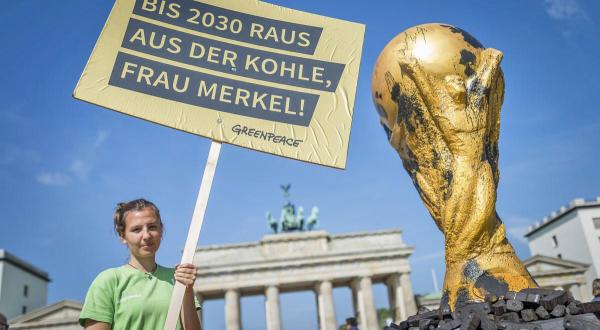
left=79, top=265, right=200, bottom=330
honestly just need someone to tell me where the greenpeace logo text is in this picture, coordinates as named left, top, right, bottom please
left=232, top=124, right=303, bottom=147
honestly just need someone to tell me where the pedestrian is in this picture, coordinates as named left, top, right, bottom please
left=79, top=199, right=201, bottom=330
left=592, top=278, right=600, bottom=302
left=345, top=317, right=359, bottom=330
left=0, top=312, right=8, bottom=330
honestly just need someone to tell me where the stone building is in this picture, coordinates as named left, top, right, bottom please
left=9, top=300, right=82, bottom=330
left=525, top=197, right=600, bottom=301
left=415, top=291, right=442, bottom=311
left=522, top=255, right=589, bottom=301
left=0, top=249, right=50, bottom=319
left=193, top=229, right=418, bottom=330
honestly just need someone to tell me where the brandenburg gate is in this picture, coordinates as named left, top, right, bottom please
left=192, top=229, right=418, bottom=329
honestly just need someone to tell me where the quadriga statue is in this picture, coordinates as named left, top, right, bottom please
left=371, top=23, right=536, bottom=309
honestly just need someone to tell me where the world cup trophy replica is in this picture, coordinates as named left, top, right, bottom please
left=372, top=24, right=537, bottom=309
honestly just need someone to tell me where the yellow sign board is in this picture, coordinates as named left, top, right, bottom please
left=74, top=0, right=365, bottom=169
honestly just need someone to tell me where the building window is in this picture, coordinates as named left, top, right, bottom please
left=593, top=217, right=600, bottom=229
left=552, top=235, right=558, bottom=248
left=24, top=285, right=28, bottom=297
left=22, top=305, right=27, bottom=314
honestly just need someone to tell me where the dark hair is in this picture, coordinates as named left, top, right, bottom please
left=593, top=278, right=600, bottom=297
left=0, top=312, right=7, bottom=329
left=345, top=317, right=357, bottom=326
left=113, top=199, right=163, bottom=237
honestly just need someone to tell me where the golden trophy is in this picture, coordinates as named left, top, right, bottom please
left=372, top=23, right=537, bottom=309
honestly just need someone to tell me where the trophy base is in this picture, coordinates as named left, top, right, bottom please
left=386, top=288, right=600, bottom=330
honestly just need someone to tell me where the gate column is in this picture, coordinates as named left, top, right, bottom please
left=351, top=277, right=378, bottom=329
left=315, top=280, right=337, bottom=330
left=225, top=289, right=241, bottom=330
left=265, top=285, right=282, bottom=330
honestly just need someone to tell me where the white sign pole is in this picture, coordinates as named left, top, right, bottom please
left=164, top=140, right=222, bottom=330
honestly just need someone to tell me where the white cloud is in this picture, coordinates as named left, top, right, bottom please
left=36, top=159, right=88, bottom=187
left=37, top=172, right=72, bottom=186
left=1, top=102, right=28, bottom=126
left=411, top=250, right=444, bottom=263
left=94, top=130, right=110, bottom=148
left=70, top=159, right=91, bottom=180
left=544, top=0, right=586, bottom=20
left=507, top=225, right=530, bottom=244
left=35, top=129, right=109, bottom=186
left=503, top=215, right=534, bottom=244
left=0, top=143, right=40, bottom=166
left=543, top=0, right=593, bottom=37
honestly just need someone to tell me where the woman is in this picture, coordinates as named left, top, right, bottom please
left=0, top=312, right=8, bottom=330
left=79, top=199, right=201, bottom=330
left=593, top=278, right=600, bottom=302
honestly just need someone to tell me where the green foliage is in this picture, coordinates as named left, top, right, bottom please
left=377, top=308, right=392, bottom=329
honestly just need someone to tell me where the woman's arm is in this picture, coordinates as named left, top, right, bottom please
left=175, top=263, right=201, bottom=330
left=84, top=319, right=111, bottom=330
left=181, top=286, right=202, bottom=330
left=80, top=270, right=116, bottom=330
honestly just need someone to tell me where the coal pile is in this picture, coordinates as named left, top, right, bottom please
left=385, top=288, right=600, bottom=330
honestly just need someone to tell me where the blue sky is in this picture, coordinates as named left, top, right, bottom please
left=1, top=0, right=599, bottom=328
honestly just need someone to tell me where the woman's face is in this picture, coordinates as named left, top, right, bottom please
left=121, top=207, right=162, bottom=259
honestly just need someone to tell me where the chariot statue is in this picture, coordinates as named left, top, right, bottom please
left=266, top=185, right=319, bottom=234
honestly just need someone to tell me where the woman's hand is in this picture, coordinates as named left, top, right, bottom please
left=174, top=263, right=197, bottom=289
left=177, top=263, right=202, bottom=330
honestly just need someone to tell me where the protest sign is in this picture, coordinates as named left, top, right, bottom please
left=75, top=2, right=365, bottom=328
left=74, top=0, right=365, bottom=169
